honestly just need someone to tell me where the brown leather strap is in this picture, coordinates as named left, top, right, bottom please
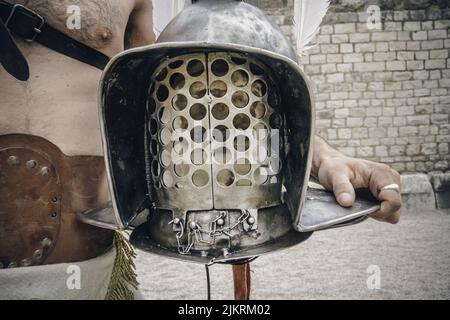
left=0, top=134, right=114, bottom=268
left=232, top=263, right=251, bottom=300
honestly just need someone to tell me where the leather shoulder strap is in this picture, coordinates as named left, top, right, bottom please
left=0, top=1, right=110, bottom=80
left=0, top=19, right=29, bottom=81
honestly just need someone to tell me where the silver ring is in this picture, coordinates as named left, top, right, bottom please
left=380, top=184, right=400, bottom=193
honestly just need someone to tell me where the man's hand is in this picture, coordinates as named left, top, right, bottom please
left=312, top=136, right=402, bottom=224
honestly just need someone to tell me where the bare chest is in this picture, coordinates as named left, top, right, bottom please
left=9, top=0, right=133, bottom=54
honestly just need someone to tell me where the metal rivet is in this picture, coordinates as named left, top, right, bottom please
left=8, top=262, right=17, bottom=268
left=51, top=212, right=57, bottom=218
left=51, top=196, right=58, bottom=203
left=222, top=248, right=229, bottom=257
left=33, top=249, right=43, bottom=260
left=217, top=218, right=225, bottom=226
left=42, top=238, right=52, bottom=247
left=247, top=217, right=256, bottom=225
left=189, top=222, right=197, bottom=230
left=41, top=167, right=50, bottom=176
left=21, top=258, right=32, bottom=267
left=26, top=160, right=38, bottom=169
left=173, top=218, right=180, bottom=225
left=7, top=156, right=19, bottom=166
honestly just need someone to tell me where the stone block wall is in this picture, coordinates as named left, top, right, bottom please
left=249, top=0, right=450, bottom=173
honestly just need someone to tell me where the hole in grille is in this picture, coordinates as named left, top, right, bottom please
left=173, top=137, right=189, bottom=155
left=172, top=94, right=188, bottom=111
left=156, top=68, right=168, bottom=81
left=159, top=128, right=172, bottom=145
left=234, top=135, right=250, bottom=152
left=254, top=146, right=268, bottom=163
left=190, top=126, right=207, bottom=143
left=236, top=179, right=252, bottom=187
left=254, top=167, right=268, bottom=185
left=212, top=125, right=230, bottom=142
left=269, top=113, right=283, bottom=129
left=231, top=91, right=249, bottom=108
left=217, top=169, right=235, bottom=187
left=234, top=158, right=251, bottom=176
left=250, top=102, right=266, bottom=119
left=251, top=80, right=267, bottom=97
left=150, top=139, right=159, bottom=155
left=160, top=149, right=171, bottom=167
left=190, top=81, right=207, bottom=99
left=211, top=59, right=229, bottom=77
left=156, top=85, right=169, bottom=102
left=231, top=57, right=246, bottom=65
left=169, top=60, right=183, bottom=69
left=253, top=123, right=268, bottom=140
left=170, top=73, right=186, bottom=90
left=214, top=147, right=232, bottom=165
left=233, top=113, right=251, bottom=130
left=158, top=107, right=171, bottom=124
left=147, top=97, right=156, bottom=114
left=162, top=171, right=174, bottom=188
left=192, top=170, right=209, bottom=187
left=250, top=63, right=264, bottom=76
left=212, top=103, right=229, bottom=120
left=210, top=80, right=227, bottom=98
left=175, top=164, right=190, bottom=177
left=173, top=116, right=189, bottom=131
left=190, top=103, right=207, bottom=121
left=149, top=119, right=158, bottom=135
left=187, top=59, right=205, bottom=77
left=231, top=70, right=249, bottom=87
left=191, top=149, right=207, bottom=166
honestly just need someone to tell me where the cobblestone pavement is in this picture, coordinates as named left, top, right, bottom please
left=135, top=209, right=450, bottom=300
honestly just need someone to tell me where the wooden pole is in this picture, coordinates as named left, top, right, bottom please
left=232, top=263, right=251, bottom=300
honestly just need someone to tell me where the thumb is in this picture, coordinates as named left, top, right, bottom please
left=330, top=173, right=356, bottom=207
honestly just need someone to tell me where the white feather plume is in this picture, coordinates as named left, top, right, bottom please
left=294, top=0, right=330, bottom=55
left=152, top=0, right=191, bottom=38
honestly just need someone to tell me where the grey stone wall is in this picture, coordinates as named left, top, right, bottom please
left=251, top=0, right=450, bottom=174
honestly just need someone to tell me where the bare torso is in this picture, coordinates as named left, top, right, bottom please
left=0, top=0, right=154, bottom=156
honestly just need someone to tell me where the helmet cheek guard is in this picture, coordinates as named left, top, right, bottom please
left=84, top=0, right=379, bottom=263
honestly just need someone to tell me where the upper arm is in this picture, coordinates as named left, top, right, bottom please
left=125, top=0, right=156, bottom=49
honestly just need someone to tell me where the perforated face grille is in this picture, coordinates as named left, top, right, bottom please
left=146, top=52, right=285, bottom=212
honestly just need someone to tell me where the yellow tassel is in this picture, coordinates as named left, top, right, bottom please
left=105, top=231, right=139, bottom=300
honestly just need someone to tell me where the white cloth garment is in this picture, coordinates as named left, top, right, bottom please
left=0, top=247, right=116, bottom=300
left=152, top=0, right=191, bottom=38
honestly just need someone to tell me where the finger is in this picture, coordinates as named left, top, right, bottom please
left=371, top=209, right=401, bottom=224
left=368, top=166, right=401, bottom=199
left=370, top=189, right=402, bottom=223
left=367, top=165, right=402, bottom=223
left=329, top=173, right=356, bottom=207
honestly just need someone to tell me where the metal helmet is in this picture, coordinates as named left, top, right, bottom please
left=85, top=0, right=378, bottom=264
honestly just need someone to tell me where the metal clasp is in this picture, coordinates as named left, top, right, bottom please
left=5, top=4, right=45, bottom=42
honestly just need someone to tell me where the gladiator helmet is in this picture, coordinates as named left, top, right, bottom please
left=86, top=0, right=378, bottom=263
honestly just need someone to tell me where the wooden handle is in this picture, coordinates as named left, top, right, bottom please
left=232, top=263, right=251, bottom=300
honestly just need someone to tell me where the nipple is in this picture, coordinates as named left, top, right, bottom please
left=97, top=27, right=113, bottom=42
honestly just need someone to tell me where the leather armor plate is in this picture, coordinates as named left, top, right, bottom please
left=0, top=134, right=114, bottom=268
